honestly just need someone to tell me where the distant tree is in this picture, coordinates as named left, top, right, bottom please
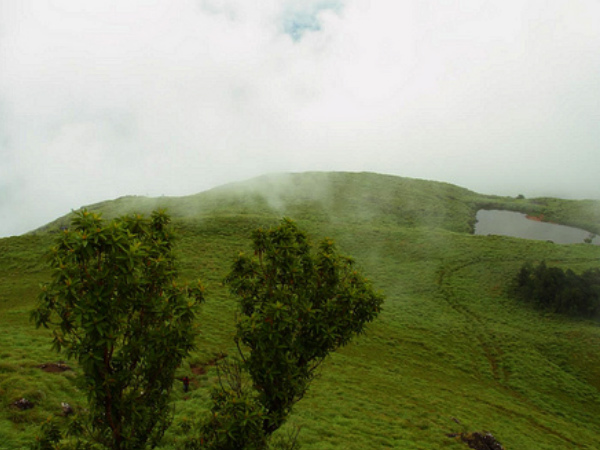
left=32, top=210, right=204, bottom=450
left=515, top=262, right=533, bottom=297
left=185, top=218, right=384, bottom=450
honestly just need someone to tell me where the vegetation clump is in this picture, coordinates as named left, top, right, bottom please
left=514, top=261, right=600, bottom=317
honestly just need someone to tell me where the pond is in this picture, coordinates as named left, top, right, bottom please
left=474, top=210, right=599, bottom=245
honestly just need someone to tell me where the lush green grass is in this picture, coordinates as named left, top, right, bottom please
left=2, top=172, right=600, bottom=449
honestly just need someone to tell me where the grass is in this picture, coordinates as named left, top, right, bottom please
left=2, top=172, right=600, bottom=449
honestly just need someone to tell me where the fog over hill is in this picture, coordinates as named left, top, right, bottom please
left=2, top=1, right=600, bottom=237
left=31, top=172, right=600, bottom=241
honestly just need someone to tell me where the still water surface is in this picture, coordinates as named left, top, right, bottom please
left=474, top=210, right=598, bottom=245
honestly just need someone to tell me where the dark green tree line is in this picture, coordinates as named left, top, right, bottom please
left=514, top=261, right=600, bottom=317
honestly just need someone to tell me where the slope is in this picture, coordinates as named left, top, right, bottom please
left=1, top=172, right=600, bottom=449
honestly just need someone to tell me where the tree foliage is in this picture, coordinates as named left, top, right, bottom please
left=514, top=261, right=600, bottom=317
left=32, top=210, right=203, bottom=450
left=187, top=218, right=384, bottom=449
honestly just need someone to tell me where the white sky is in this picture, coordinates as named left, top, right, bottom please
left=1, top=0, right=599, bottom=237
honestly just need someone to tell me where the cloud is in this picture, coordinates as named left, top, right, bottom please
left=281, top=1, right=342, bottom=41
left=1, top=0, right=600, bottom=236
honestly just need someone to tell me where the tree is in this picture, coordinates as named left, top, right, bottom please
left=187, top=218, right=384, bottom=449
left=32, top=210, right=203, bottom=450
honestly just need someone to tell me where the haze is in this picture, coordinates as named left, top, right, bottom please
left=1, top=1, right=599, bottom=237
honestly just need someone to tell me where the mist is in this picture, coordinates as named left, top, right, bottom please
left=1, top=1, right=599, bottom=237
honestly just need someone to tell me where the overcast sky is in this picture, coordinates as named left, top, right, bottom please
left=1, top=1, right=599, bottom=237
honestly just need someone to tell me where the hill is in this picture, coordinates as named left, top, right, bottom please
left=2, top=172, right=600, bottom=449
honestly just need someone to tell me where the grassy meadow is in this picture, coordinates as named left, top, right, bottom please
left=1, top=172, right=600, bottom=449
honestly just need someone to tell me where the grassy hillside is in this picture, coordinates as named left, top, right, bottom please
left=2, top=172, right=600, bottom=449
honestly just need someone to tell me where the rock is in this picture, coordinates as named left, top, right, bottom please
left=61, top=402, right=74, bottom=416
left=12, top=398, right=34, bottom=410
left=460, top=431, right=505, bottom=450
left=40, top=362, right=71, bottom=372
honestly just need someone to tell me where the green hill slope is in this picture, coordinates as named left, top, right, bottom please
left=2, top=172, right=600, bottom=449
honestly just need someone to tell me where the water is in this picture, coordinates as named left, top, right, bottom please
left=474, top=210, right=599, bottom=245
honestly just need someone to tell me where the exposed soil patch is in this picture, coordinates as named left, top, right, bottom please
left=191, top=365, right=207, bottom=375
left=525, top=214, right=545, bottom=222
left=39, top=362, right=71, bottom=372
left=206, top=353, right=227, bottom=366
left=189, top=353, right=227, bottom=377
